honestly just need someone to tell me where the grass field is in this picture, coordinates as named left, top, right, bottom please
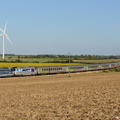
left=0, top=72, right=120, bottom=119
left=1, top=56, right=120, bottom=63
left=0, top=56, right=120, bottom=67
left=74, top=59, right=120, bottom=64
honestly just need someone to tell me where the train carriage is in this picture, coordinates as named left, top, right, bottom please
left=37, top=66, right=66, bottom=74
left=68, top=65, right=86, bottom=72
left=0, top=67, right=13, bottom=77
left=101, top=64, right=111, bottom=70
left=87, top=65, right=102, bottom=71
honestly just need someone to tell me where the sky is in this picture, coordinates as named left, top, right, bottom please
left=0, top=0, right=120, bottom=55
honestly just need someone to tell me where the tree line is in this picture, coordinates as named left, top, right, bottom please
left=19, top=54, right=120, bottom=60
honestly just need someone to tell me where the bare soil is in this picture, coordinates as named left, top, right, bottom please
left=0, top=72, right=120, bottom=120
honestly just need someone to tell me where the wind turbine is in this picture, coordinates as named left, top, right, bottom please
left=0, top=22, right=12, bottom=59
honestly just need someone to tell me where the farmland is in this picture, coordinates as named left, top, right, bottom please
left=0, top=55, right=120, bottom=67
left=0, top=72, right=120, bottom=119
left=0, top=63, right=79, bottom=67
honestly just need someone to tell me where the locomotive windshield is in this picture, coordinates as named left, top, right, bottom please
left=11, top=67, right=17, bottom=71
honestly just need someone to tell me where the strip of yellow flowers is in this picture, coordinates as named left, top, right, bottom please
left=0, top=63, right=80, bottom=67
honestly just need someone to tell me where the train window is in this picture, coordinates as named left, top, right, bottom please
left=11, top=68, right=15, bottom=71
left=31, top=69, right=34, bottom=72
left=44, top=68, right=49, bottom=71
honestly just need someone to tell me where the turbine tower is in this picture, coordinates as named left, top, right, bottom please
left=0, top=22, right=12, bottom=59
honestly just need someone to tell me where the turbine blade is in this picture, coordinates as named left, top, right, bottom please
left=4, top=33, right=13, bottom=44
left=4, top=21, right=7, bottom=32
left=0, top=28, right=4, bottom=33
left=0, top=22, right=13, bottom=45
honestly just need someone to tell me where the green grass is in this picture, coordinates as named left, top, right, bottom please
left=74, top=59, right=120, bottom=64
left=0, top=56, right=120, bottom=65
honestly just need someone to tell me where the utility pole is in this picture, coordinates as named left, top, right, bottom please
left=8, top=56, right=12, bottom=67
left=69, top=52, right=70, bottom=77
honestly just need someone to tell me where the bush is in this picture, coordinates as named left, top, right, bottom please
left=14, top=59, right=22, bottom=63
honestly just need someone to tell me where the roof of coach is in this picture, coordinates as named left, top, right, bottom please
left=0, top=67, right=11, bottom=71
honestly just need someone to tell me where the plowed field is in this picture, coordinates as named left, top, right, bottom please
left=0, top=72, right=120, bottom=120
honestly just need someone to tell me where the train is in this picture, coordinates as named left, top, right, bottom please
left=0, top=62, right=120, bottom=78
left=0, top=67, right=13, bottom=77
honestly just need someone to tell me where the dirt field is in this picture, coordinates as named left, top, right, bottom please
left=0, top=72, right=120, bottom=120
